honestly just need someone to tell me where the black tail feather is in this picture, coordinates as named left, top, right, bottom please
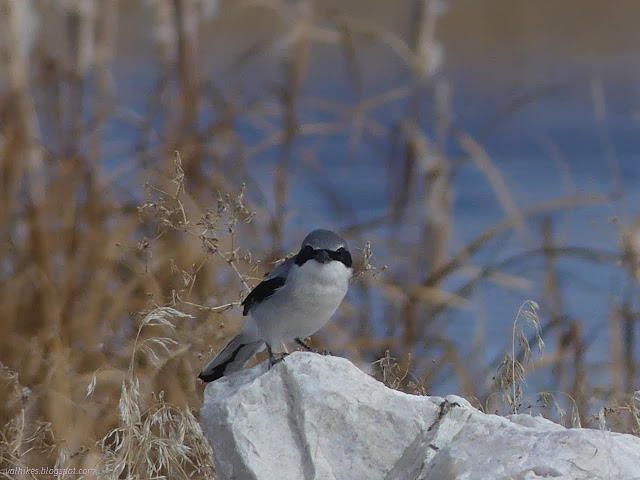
left=198, top=334, right=264, bottom=383
left=198, top=343, right=245, bottom=383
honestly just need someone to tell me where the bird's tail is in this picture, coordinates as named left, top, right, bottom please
left=198, top=331, right=264, bottom=383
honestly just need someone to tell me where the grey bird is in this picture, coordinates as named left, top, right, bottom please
left=198, top=229, right=353, bottom=382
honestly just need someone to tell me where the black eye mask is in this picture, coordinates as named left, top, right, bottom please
left=327, top=247, right=352, bottom=268
left=295, top=246, right=352, bottom=268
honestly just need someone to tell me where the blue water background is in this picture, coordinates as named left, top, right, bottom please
left=92, top=2, right=640, bottom=398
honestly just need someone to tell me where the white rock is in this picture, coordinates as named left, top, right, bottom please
left=200, top=352, right=640, bottom=480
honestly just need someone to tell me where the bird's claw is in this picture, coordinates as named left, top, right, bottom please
left=268, top=352, right=288, bottom=369
left=294, top=338, right=332, bottom=355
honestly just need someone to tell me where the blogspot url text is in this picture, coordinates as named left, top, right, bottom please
left=2, top=467, right=97, bottom=476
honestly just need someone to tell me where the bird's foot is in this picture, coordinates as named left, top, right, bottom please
left=295, top=337, right=314, bottom=352
left=294, top=338, right=332, bottom=356
left=268, top=353, right=289, bottom=370
left=295, top=337, right=332, bottom=355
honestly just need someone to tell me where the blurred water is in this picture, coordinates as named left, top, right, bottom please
left=98, top=0, right=640, bottom=396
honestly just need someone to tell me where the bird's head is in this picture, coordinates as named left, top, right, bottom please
left=295, top=229, right=352, bottom=268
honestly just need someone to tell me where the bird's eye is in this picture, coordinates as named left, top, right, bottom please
left=337, top=247, right=352, bottom=267
left=295, top=245, right=315, bottom=266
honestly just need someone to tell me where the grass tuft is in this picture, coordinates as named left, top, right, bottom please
left=497, top=300, right=544, bottom=414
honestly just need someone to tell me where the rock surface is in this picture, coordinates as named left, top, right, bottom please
left=200, top=352, right=640, bottom=480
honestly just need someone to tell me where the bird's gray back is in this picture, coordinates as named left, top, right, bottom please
left=264, top=256, right=295, bottom=281
left=301, top=229, right=348, bottom=251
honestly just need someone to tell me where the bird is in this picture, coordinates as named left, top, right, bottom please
left=198, top=229, right=353, bottom=382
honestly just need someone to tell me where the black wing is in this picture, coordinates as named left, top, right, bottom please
left=241, top=276, right=286, bottom=316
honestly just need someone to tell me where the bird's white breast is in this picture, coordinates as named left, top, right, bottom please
left=250, top=260, right=351, bottom=347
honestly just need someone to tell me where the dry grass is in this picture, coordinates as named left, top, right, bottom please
left=1, top=0, right=639, bottom=477
left=1, top=307, right=216, bottom=479
left=496, top=300, right=545, bottom=415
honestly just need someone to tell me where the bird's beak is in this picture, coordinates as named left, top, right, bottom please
left=315, top=250, right=331, bottom=264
